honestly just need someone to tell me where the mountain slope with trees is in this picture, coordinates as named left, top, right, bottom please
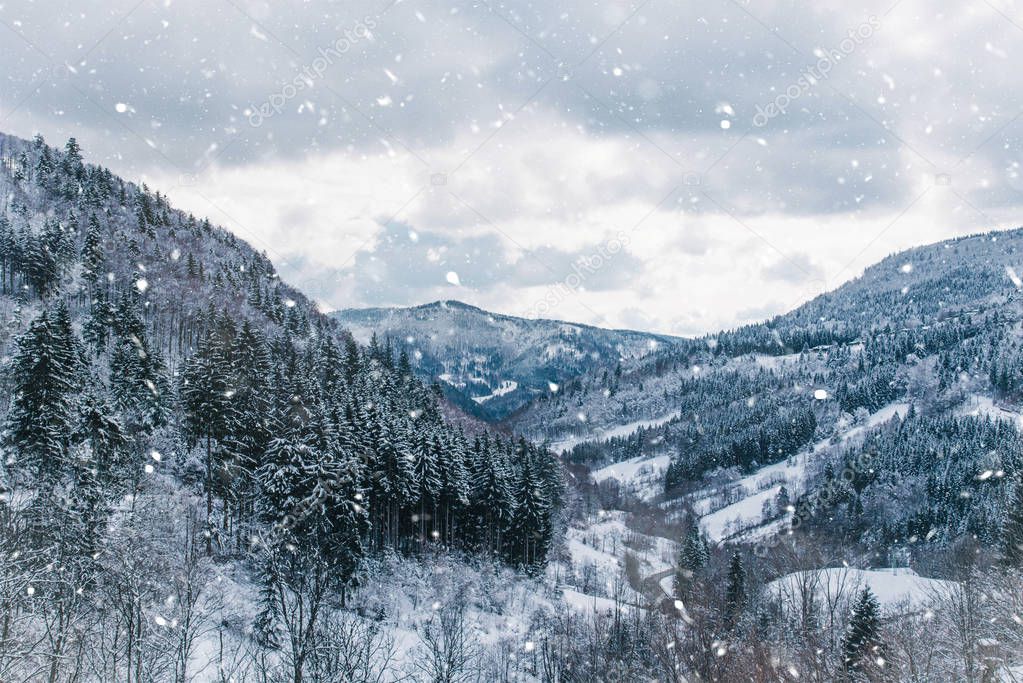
left=332, top=299, right=679, bottom=420
left=0, top=131, right=563, bottom=682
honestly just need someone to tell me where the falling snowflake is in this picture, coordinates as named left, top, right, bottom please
left=446, top=271, right=461, bottom=286
left=1007, top=266, right=1022, bottom=288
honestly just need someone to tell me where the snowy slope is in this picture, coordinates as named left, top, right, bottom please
left=695, top=402, right=910, bottom=542
left=768, top=567, right=954, bottom=613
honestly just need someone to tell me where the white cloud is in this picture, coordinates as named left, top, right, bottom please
left=4, top=0, right=1023, bottom=335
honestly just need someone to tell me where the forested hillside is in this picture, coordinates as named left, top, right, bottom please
left=333, top=299, right=677, bottom=420
left=0, top=132, right=562, bottom=682
left=505, top=226, right=1023, bottom=557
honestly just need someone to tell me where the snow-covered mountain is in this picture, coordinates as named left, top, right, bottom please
left=332, top=299, right=680, bottom=420
left=2, top=129, right=1022, bottom=680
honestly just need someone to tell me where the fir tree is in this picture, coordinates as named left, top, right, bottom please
left=181, top=328, right=240, bottom=554
left=508, top=449, right=552, bottom=571
left=6, top=309, right=80, bottom=481
left=724, top=552, right=746, bottom=630
left=1002, top=477, right=1023, bottom=567
left=674, top=522, right=708, bottom=599
left=843, top=587, right=885, bottom=677
left=81, top=214, right=104, bottom=287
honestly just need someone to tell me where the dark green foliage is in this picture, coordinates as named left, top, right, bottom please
left=843, top=588, right=885, bottom=676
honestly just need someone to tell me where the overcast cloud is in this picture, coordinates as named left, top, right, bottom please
left=3, top=0, right=1023, bottom=335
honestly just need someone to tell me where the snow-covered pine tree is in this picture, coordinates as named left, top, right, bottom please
left=842, top=587, right=885, bottom=677
left=674, top=521, right=708, bottom=599
left=1002, top=476, right=1023, bottom=567
left=6, top=308, right=80, bottom=482
left=508, top=444, right=552, bottom=571
left=724, top=552, right=746, bottom=630
left=181, top=326, right=240, bottom=554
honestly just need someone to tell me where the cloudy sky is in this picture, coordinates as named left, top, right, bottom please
left=3, top=0, right=1023, bottom=335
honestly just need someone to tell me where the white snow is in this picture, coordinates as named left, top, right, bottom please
left=752, top=351, right=801, bottom=369
left=768, top=567, right=954, bottom=613
left=700, top=485, right=782, bottom=542
left=551, top=410, right=682, bottom=453
left=592, top=454, right=672, bottom=484
left=958, top=394, right=1023, bottom=429
left=694, top=402, right=910, bottom=542
left=471, top=379, right=518, bottom=404
left=560, top=588, right=622, bottom=614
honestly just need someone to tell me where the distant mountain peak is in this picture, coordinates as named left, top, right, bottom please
left=333, top=300, right=679, bottom=421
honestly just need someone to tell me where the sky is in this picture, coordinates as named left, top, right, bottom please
left=2, top=0, right=1023, bottom=336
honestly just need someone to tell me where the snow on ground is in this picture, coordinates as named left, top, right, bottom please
left=959, top=394, right=1023, bottom=429
left=554, top=510, right=677, bottom=605
left=700, top=485, right=782, bottom=542
left=471, top=379, right=518, bottom=404
left=591, top=454, right=672, bottom=501
left=560, top=588, right=623, bottom=614
left=768, top=567, right=954, bottom=614
left=752, top=351, right=802, bottom=370
left=694, top=402, right=910, bottom=543
left=551, top=410, right=682, bottom=453
left=592, top=454, right=672, bottom=485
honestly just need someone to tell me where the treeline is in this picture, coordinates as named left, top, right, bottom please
left=0, top=132, right=562, bottom=681
left=792, top=409, right=1023, bottom=552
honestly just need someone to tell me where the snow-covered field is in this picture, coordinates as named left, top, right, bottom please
left=551, top=510, right=678, bottom=608
left=471, top=379, right=518, bottom=404
left=591, top=454, right=672, bottom=500
left=959, top=394, right=1023, bottom=428
left=768, top=567, right=954, bottom=613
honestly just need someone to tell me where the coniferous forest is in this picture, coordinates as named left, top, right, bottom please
left=0, top=133, right=563, bottom=682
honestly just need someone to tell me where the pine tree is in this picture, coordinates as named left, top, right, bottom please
left=776, top=485, right=791, bottom=514
left=109, top=295, right=169, bottom=434
left=181, top=327, right=240, bottom=554
left=74, top=382, right=129, bottom=486
left=469, top=436, right=512, bottom=557
left=508, top=448, right=552, bottom=570
left=724, top=552, right=746, bottom=630
left=81, top=214, right=104, bottom=287
left=843, top=587, right=885, bottom=677
left=6, top=309, right=80, bottom=481
left=1002, top=477, right=1023, bottom=566
left=674, top=522, right=708, bottom=599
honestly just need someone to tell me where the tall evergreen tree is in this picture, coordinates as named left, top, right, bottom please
left=674, top=522, right=708, bottom=599
left=1002, top=477, right=1023, bottom=567
left=843, top=587, right=885, bottom=677
left=181, top=327, right=240, bottom=554
left=6, top=309, right=80, bottom=481
left=724, top=552, right=746, bottom=630
left=508, top=448, right=552, bottom=570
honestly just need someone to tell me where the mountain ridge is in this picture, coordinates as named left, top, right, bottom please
left=332, top=297, right=681, bottom=420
